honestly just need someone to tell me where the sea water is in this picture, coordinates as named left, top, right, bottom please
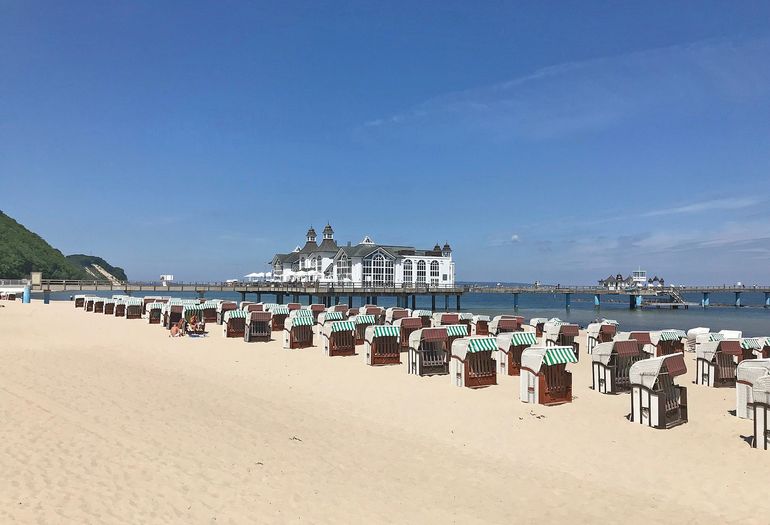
left=49, top=288, right=770, bottom=336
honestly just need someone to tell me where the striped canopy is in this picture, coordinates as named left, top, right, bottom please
left=458, top=312, right=473, bottom=320
left=373, top=325, right=400, bottom=337
left=659, top=329, right=686, bottom=341
left=104, top=299, right=116, bottom=305
left=355, top=315, right=376, bottom=324
left=324, top=312, right=344, bottom=321
left=124, top=298, right=143, bottom=306
left=709, top=333, right=725, bottom=341
left=741, top=337, right=765, bottom=350
left=146, top=302, right=164, bottom=310
left=262, top=303, right=279, bottom=311
left=467, top=337, right=498, bottom=352
left=183, top=304, right=204, bottom=314
left=291, top=316, right=314, bottom=327
left=293, top=309, right=313, bottom=317
left=543, top=346, right=578, bottom=365
left=510, top=332, right=537, bottom=346
left=445, top=324, right=468, bottom=337
left=271, top=306, right=290, bottom=315
left=224, top=310, right=248, bottom=322
left=202, top=302, right=219, bottom=309
left=413, top=310, right=432, bottom=317
left=331, top=321, right=356, bottom=332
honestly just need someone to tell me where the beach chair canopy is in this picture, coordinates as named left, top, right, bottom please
left=587, top=320, right=619, bottom=339
left=286, top=316, right=314, bottom=329
left=521, top=346, right=578, bottom=374
left=629, top=353, right=687, bottom=389
left=394, top=317, right=422, bottom=329
left=124, top=298, right=143, bottom=306
left=687, top=327, right=710, bottom=340
left=262, top=303, right=279, bottom=311
left=364, top=306, right=384, bottom=315
left=736, top=359, right=770, bottom=384
left=529, top=317, right=548, bottom=326
left=290, top=309, right=314, bottom=319
left=223, top=310, right=247, bottom=323
left=445, top=324, right=468, bottom=337
left=753, top=375, right=770, bottom=405
left=74, top=294, right=86, bottom=300
left=239, top=301, right=254, bottom=310
left=271, top=306, right=290, bottom=315
left=146, top=301, right=163, bottom=310
left=497, top=331, right=537, bottom=349
left=458, top=312, right=473, bottom=321
left=413, top=310, right=432, bottom=318
left=592, top=340, right=641, bottom=365
left=104, top=299, right=116, bottom=306
left=183, top=304, right=205, bottom=319
left=544, top=321, right=578, bottom=341
left=324, top=320, right=356, bottom=336
left=741, top=337, right=766, bottom=351
left=310, top=304, right=325, bottom=312
left=365, top=325, right=400, bottom=340
left=650, top=329, right=686, bottom=344
left=433, top=313, right=460, bottom=324
left=719, top=329, right=743, bottom=339
left=696, top=339, right=742, bottom=362
left=330, top=304, right=348, bottom=312
left=355, top=314, right=376, bottom=325
left=385, top=307, right=409, bottom=322
left=217, top=301, right=237, bottom=312
left=452, top=336, right=498, bottom=360
left=408, top=327, right=448, bottom=349
left=319, top=311, right=344, bottom=324
left=472, top=315, right=491, bottom=323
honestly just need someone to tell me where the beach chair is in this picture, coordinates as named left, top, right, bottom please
left=457, top=312, right=473, bottom=333
left=352, top=314, right=377, bottom=345
left=471, top=315, right=491, bottom=336
left=223, top=310, right=247, bottom=338
left=450, top=336, right=498, bottom=388
left=323, top=320, right=356, bottom=356
left=309, top=304, right=325, bottom=322
left=244, top=311, right=272, bottom=342
left=686, top=327, right=710, bottom=352
left=496, top=331, right=537, bottom=376
left=283, top=314, right=315, bottom=349
left=591, top=340, right=644, bottom=394
left=586, top=319, right=618, bottom=354
left=696, top=339, right=742, bottom=387
left=432, top=312, right=459, bottom=327
left=413, top=310, right=433, bottom=328
left=544, top=321, right=580, bottom=361
left=750, top=375, right=770, bottom=450
left=529, top=318, right=549, bottom=338
left=519, top=346, right=576, bottom=406
left=394, top=317, right=423, bottom=350
left=103, top=299, right=116, bottom=315
left=287, top=303, right=301, bottom=312
left=114, top=300, right=126, bottom=317
left=217, top=301, right=238, bottom=325
left=182, top=305, right=207, bottom=336
left=489, top=315, right=519, bottom=336
left=363, top=325, right=401, bottom=366
left=239, top=301, right=255, bottom=310
left=93, top=298, right=104, bottom=313
left=330, top=304, right=348, bottom=313
left=243, top=303, right=263, bottom=313
left=145, top=302, right=163, bottom=324
left=629, top=353, right=688, bottom=429
left=445, top=324, right=469, bottom=353
left=385, top=307, right=409, bottom=325
left=201, top=301, right=220, bottom=323
left=741, top=337, right=770, bottom=361
left=269, top=306, right=290, bottom=331
left=74, top=295, right=85, bottom=308
left=363, top=306, right=385, bottom=324
left=736, top=359, right=770, bottom=419
left=163, top=305, right=183, bottom=328
left=407, top=327, right=449, bottom=376
left=649, top=330, right=687, bottom=357
left=141, top=297, right=157, bottom=315
left=315, top=311, right=345, bottom=345
left=125, top=299, right=143, bottom=319
left=85, top=297, right=96, bottom=312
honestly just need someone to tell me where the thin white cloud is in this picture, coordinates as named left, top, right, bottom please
left=360, top=37, right=770, bottom=140
left=643, top=197, right=761, bottom=217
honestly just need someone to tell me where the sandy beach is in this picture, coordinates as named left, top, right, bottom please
left=1, top=301, right=767, bottom=524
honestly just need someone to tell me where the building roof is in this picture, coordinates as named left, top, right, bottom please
left=334, top=242, right=444, bottom=260
left=317, top=238, right=339, bottom=252
left=298, top=240, right=319, bottom=254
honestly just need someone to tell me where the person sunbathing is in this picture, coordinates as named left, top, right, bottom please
left=189, top=314, right=204, bottom=332
left=170, top=319, right=185, bottom=337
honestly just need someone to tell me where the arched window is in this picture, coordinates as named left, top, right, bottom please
left=403, top=260, right=413, bottom=283
left=416, top=260, right=426, bottom=284
left=430, top=261, right=439, bottom=285
left=336, top=255, right=351, bottom=281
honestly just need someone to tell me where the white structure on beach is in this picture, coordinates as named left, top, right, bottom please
left=271, top=224, right=455, bottom=286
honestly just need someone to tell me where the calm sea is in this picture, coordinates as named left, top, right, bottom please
left=48, top=284, right=770, bottom=337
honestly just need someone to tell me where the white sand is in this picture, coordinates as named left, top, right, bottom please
left=0, top=300, right=767, bottom=524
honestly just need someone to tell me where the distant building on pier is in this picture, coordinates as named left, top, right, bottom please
left=270, top=224, right=455, bottom=286
left=598, top=269, right=665, bottom=291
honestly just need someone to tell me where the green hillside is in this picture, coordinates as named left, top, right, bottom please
left=0, top=210, right=126, bottom=281
left=66, top=254, right=128, bottom=282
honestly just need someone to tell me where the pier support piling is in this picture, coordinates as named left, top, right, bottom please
left=348, top=295, right=353, bottom=308
left=735, top=291, right=742, bottom=307
left=456, top=294, right=461, bottom=311
left=702, top=292, right=710, bottom=308
left=411, top=295, right=416, bottom=310
left=444, top=295, right=448, bottom=311
left=239, top=291, right=246, bottom=303
left=513, top=293, right=519, bottom=310
left=431, top=295, right=436, bottom=311
left=256, top=293, right=261, bottom=302
left=43, top=291, right=50, bottom=304
left=565, top=293, right=571, bottom=309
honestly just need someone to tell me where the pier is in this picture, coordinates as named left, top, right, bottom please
left=17, top=279, right=770, bottom=310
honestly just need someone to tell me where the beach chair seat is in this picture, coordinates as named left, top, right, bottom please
left=696, top=339, right=741, bottom=387
left=270, top=306, right=290, bottom=331
left=630, top=353, right=688, bottom=429
left=407, top=328, right=449, bottom=376
left=451, top=337, right=498, bottom=388
left=520, top=347, right=576, bottom=405
left=364, top=325, right=401, bottom=366
left=244, top=311, right=272, bottom=342
left=323, top=321, right=356, bottom=356
left=283, top=316, right=315, bottom=349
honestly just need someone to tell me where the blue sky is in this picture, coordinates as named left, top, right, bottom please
left=2, top=1, right=770, bottom=284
